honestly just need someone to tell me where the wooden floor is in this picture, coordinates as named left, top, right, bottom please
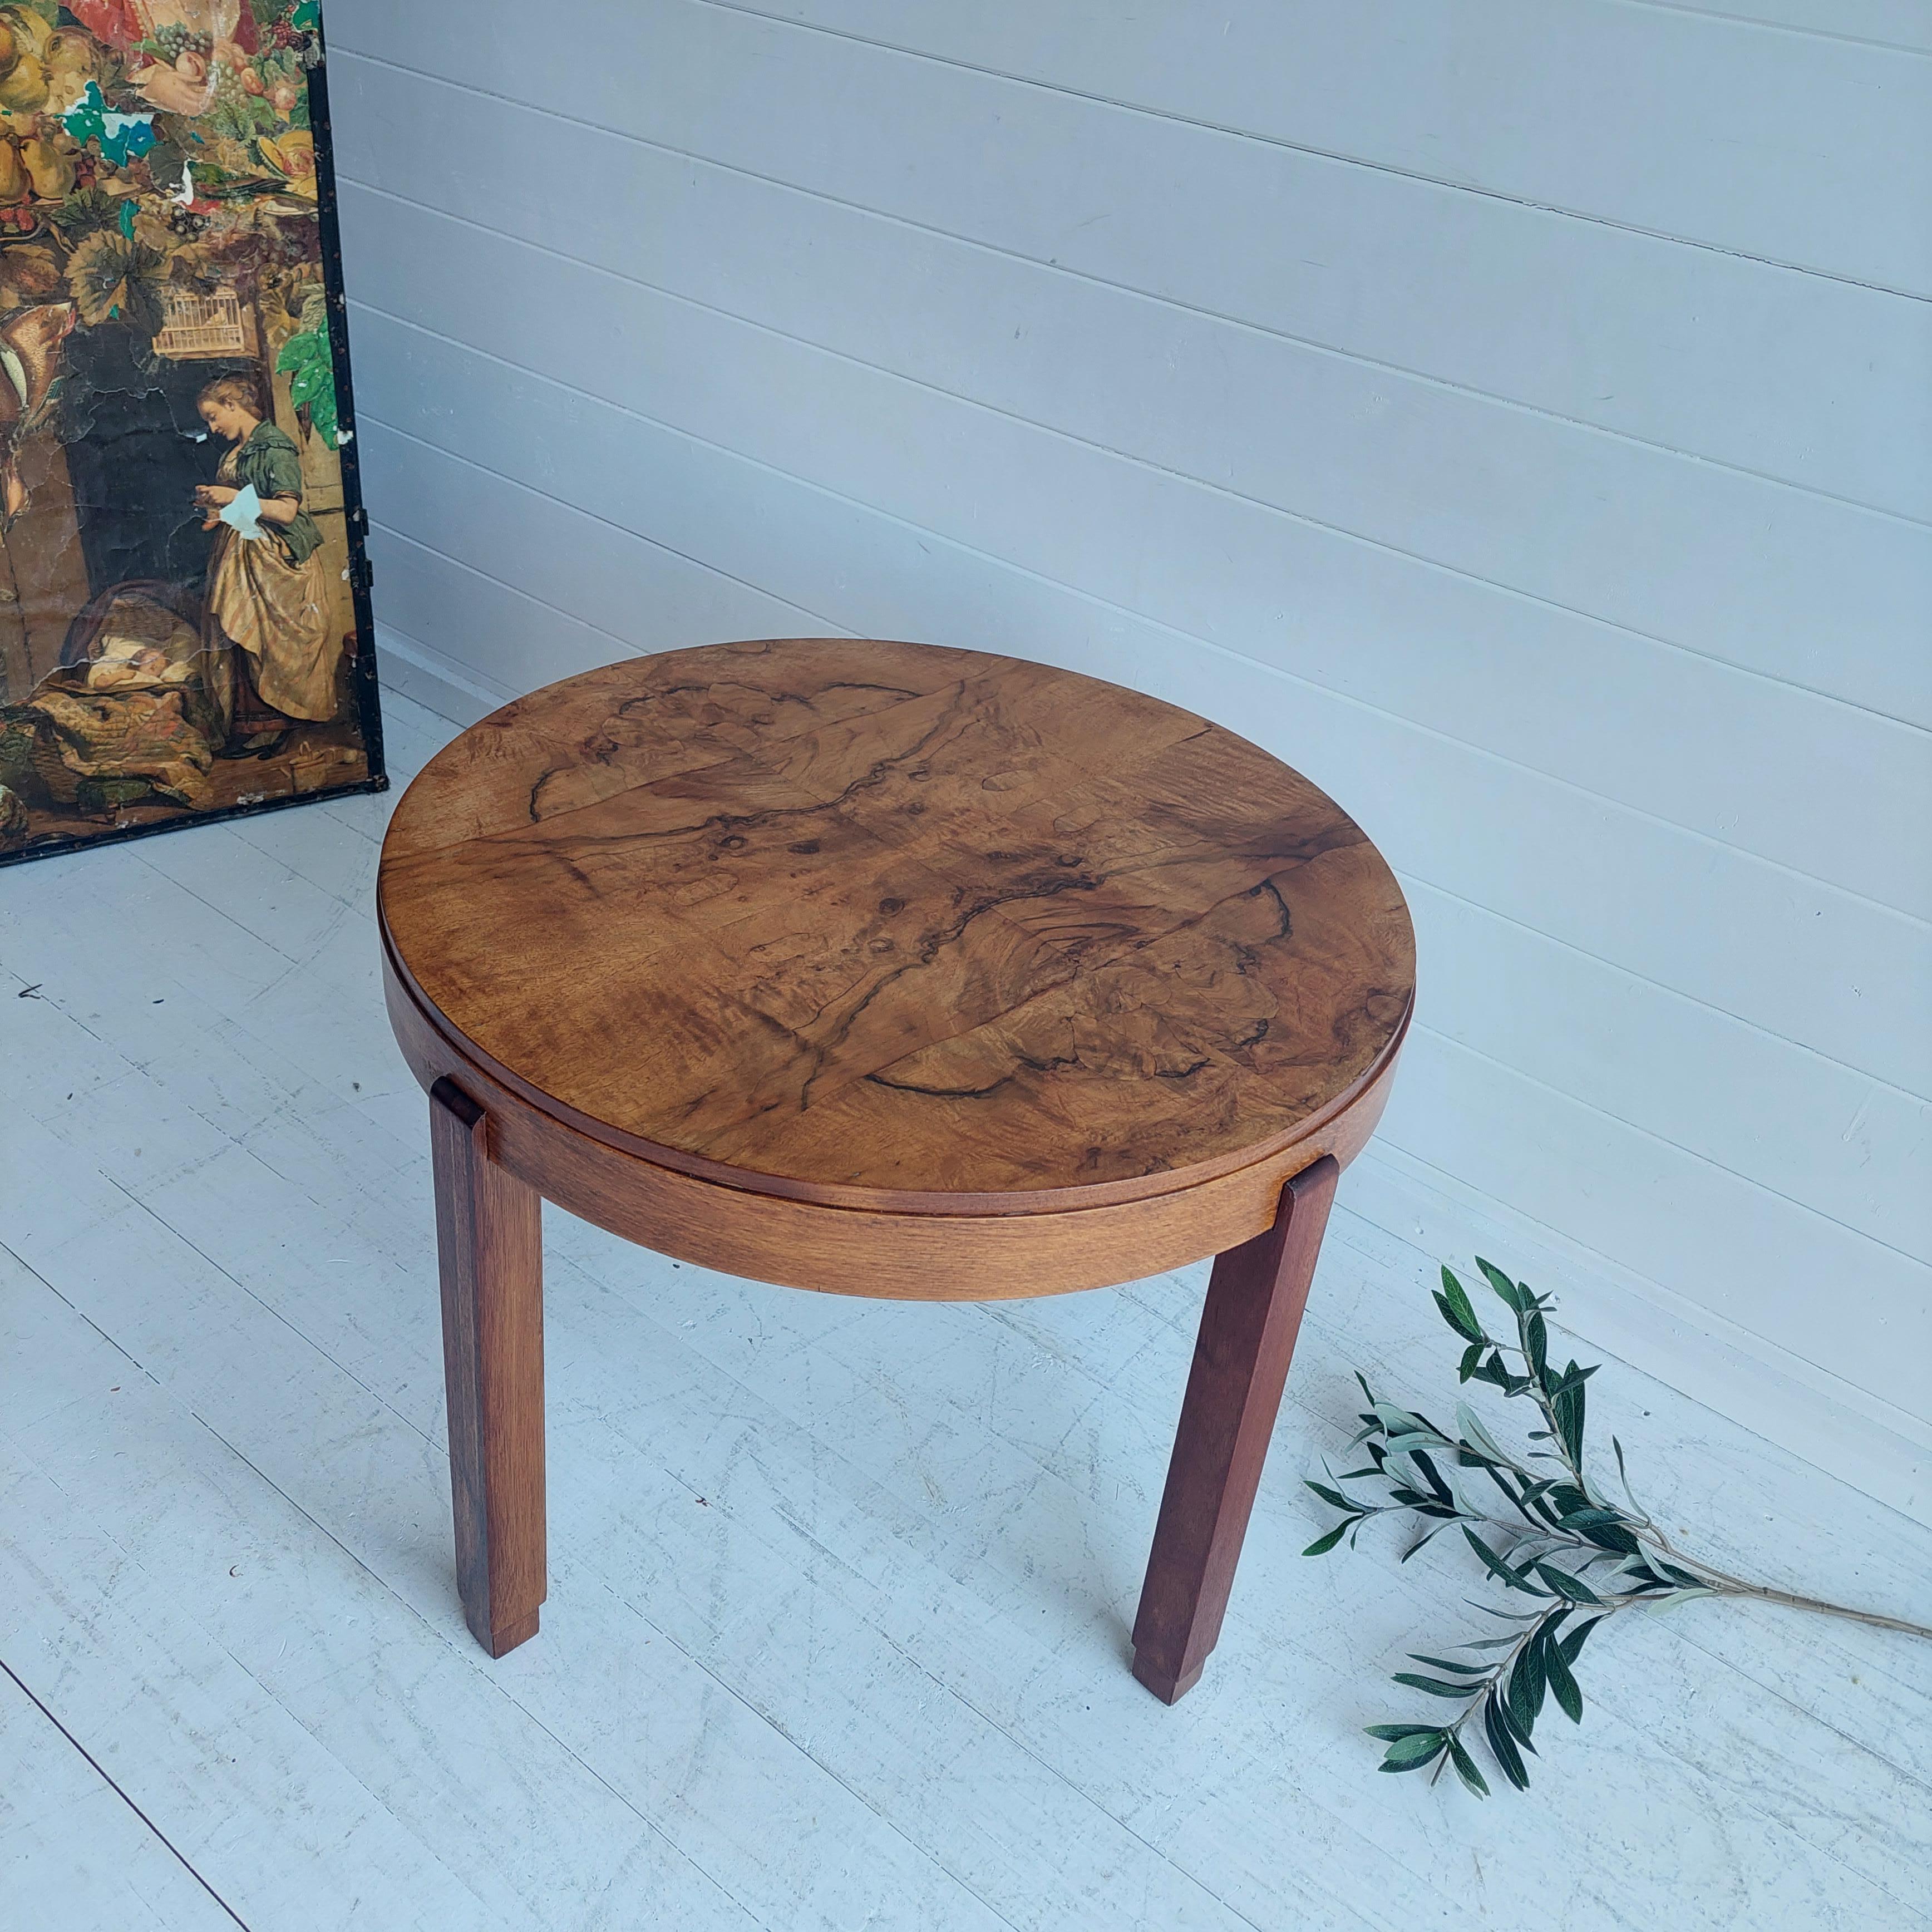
left=3, top=692, right=1929, bottom=1932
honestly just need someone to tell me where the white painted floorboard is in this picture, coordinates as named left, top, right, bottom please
left=3, top=692, right=1930, bottom=1930
left=0, top=1667, right=237, bottom=1931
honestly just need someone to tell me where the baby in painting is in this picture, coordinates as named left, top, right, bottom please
left=194, top=373, right=340, bottom=752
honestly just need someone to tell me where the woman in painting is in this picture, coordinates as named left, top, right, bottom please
left=193, top=372, right=338, bottom=752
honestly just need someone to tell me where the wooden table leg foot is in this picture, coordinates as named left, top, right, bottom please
left=430, top=1077, right=546, bottom=1660
left=1130, top=1653, right=1204, bottom=1706
left=1131, top=1154, right=1339, bottom=1703
left=481, top=1609, right=541, bottom=1659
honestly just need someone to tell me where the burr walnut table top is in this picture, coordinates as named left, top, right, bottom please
left=377, top=638, right=1414, bottom=1232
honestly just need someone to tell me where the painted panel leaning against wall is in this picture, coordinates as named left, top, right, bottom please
left=320, top=0, right=1932, bottom=1522
left=0, top=0, right=384, bottom=866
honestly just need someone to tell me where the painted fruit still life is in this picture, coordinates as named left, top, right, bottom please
left=0, top=0, right=381, bottom=868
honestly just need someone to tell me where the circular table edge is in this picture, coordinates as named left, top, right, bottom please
left=377, top=891, right=1412, bottom=1221
left=382, top=936, right=1412, bottom=1300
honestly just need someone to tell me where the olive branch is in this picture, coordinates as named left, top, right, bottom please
left=1304, top=1259, right=1932, bottom=1796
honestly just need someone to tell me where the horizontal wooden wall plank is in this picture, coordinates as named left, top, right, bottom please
left=362, top=427, right=831, bottom=690
left=341, top=310, right=1932, bottom=1107
left=1378, top=1028, right=1932, bottom=1419
left=373, top=624, right=508, bottom=728
left=369, top=528, right=630, bottom=697
left=1621, top=1, right=1932, bottom=53
left=1339, top=1146, right=1932, bottom=1511
left=332, top=58, right=1932, bottom=748
left=327, top=20, right=1932, bottom=525
left=1405, top=881, right=1932, bottom=1264
left=681, top=0, right=1932, bottom=293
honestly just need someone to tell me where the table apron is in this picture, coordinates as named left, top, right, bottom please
left=383, top=953, right=1401, bottom=1300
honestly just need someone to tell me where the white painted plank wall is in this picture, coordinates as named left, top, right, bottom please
left=318, top=0, right=1932, bottom=1509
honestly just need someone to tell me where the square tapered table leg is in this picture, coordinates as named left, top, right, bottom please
left=430, top=1077, right=547, bottom=1658
left=1132, top=1155, right=1339, bottom=1703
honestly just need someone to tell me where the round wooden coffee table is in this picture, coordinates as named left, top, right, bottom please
left=379, top=638, right=1413, bottom=1701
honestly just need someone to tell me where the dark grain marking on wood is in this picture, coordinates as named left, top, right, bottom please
left=381, top=639, right=1414, bottom=1209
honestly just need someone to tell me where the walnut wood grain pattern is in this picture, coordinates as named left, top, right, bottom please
left=430, top=1077, right=546, bottom=1658
left=378, top=639, right=1414, bottom=1227
left=1131, top=1155, right=1340, bottom=1704
left=384, top=909, right=1403, bottom=1300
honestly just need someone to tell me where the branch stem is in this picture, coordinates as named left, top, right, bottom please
left=1362, top=1270, right=1932, bottom=1795
left=1643, top=1540, right=1932, bottom=1639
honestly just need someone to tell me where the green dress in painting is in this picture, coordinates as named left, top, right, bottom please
left=205, top=422, right=338, bottom=727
